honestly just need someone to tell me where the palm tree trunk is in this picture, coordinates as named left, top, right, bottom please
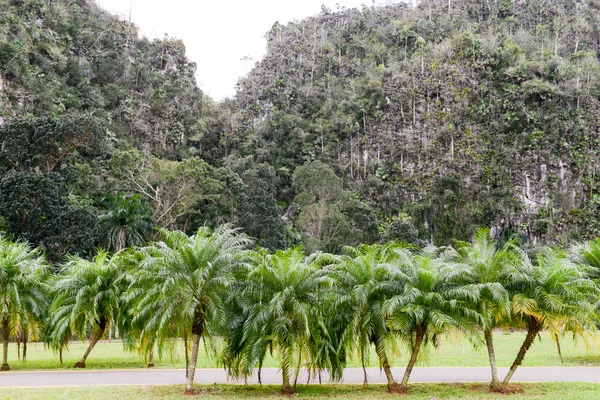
left=484, top=328, right=501, bottom=390
left=184, top=332, right=189, bottom=378
left=147, top=347, right=155, bottom=368
left=22, top=333, right=27, bottom=363
left=117, top=228, right=126, bottom=252
left=185, top=310, right=205, bottom=396
left=556, top=337, right=564, bottom=364
left=1, top=319, right=9, bottom=371
left=75, top=321, right=106, bottom=368
left=503, top=318, right=540, bottom=385
left=400, top=324, right=426, bottom=392
left=374, top=335, right=397, bottom=391
left=184, top=332, right=201, bottom=395
left=553, top=333, right=564, bottom=364
left=16, top=333, right=20, bottom=361
left=281, top=345, right=292, bottom=394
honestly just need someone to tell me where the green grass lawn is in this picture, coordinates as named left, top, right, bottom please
left=3, top=383, right=600, bottom=400
left=4, top=331, right=600, bottom=371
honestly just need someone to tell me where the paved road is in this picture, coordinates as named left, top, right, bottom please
left=2, top=367, right=600, bottom=387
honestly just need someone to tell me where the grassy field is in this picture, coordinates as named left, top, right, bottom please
left=3, top=383, right=600, bottom=400
left=4, top=331, right=600, bottom=371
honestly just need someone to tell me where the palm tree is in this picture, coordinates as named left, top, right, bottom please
left=454, top=229, right=531, bottom=390
left=117, top=248, right=162, bottom=369
left=0, top=236, right=48, bottom=371
left=223, top=248, right=335, bottom=394
left=16, top=314, right=47, bottom=363
left=129, top=225, right=252, bottom=396
left=99, top=194, right=153, bottom=252
left=46, top=250, right=125, bottom=368
left=572, top=238, right=600, bottom=278
left=385, top=248, right=482, bottom=393
left=503, top=248, right=598, bottom=385
left=399, top=25, right=416, bottom=61
left=333, top=243, right=405, bottom=391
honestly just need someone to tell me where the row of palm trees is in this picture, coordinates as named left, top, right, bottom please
left=1, top=226, right=599, bottom=395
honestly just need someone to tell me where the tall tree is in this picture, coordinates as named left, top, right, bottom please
left=454, top=229, right=531, bottom=390
left=223, top=248, right=337, bottom=394
left=334, top=243, right=405, bottom=391
left=503, top=248, right=598, bottom=385
left=129, top=225, right=252, bottom=396
left=0, top=237, right=48, bottom=371
left=46, top=251, right=125, bottom=368
left=386, top=248, right=482, bottom=393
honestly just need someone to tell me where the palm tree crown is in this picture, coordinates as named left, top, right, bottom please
left=454, top=229, right=531, bottom=389
left=99, top=194, right=153, bottom=252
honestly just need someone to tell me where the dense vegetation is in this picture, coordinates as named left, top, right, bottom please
left=1, top=228, right=600, bottom=395
left=1, top=0, right=600, bottom=256
left=1, top=1, right=600, bottom=396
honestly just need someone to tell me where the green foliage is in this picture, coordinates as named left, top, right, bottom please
left=127, top=225, right=253, bottom=392
left=385, top=214, right=423, bottom=247
left=293, top=161, right=379, bottom=252
left=98, top=194, right=153, bottom=252
left=334, top=243, right=407, bottom=388
left=4, top=0, right=600, bottom=250
left=0, top=236, right=48, bottom=370
left=229, top=159, right=292, bottom=250
left=45, top=251, right=125, bottom=366
left=222, top=248, right=337, bottom=393
left=0, top=171, right=100, bottom=260
left=385, top=247, right=483, bottom=389
left=230, top=0, right=600, bottom=246
left=0, top=114, right=105, bottom=174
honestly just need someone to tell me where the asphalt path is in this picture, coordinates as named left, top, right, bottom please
left=2, top=367, right=600, bottom=387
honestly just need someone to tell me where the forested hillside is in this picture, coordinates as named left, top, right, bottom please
left=1, top=0, right=600, bottom=259
left=230, top=0, right=600, bottom=247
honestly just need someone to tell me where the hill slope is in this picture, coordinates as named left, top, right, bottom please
left=1, top=0, right=599, bottom=256
left=228, top=0, right=600, bottom=245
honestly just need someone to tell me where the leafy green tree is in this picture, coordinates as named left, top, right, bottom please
left=109, top=150, right=238, bottom=231
left=46, top=251, right=125, bottom=368
left=293, top=161, right=378, bottom=252
left=334, top=243, right=404, bottom=391
left=0, top=114, right=105, bottom=175
left=99, top=194, right=153, bottom=252
left=455, top=229, right=530, bottom=390
left=129, top=225, right=252, bottom=395
left=0, top=236, right=48, bottom=371
left=386, top=248, right=482, bottom=393
left=385, top=214, right=423, bottom=247
left=503, top=248, right=598, bottom=385
left=118, top=248, right=163, bottom=369
left=0, top=171, right=101, bottom=260
left=0, top=114, right=106, bottom=259
left=230, top=159, right=290, bottom=250
left=223, top=248, right=336, bottom=394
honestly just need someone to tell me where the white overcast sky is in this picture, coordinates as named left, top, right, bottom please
left=95, top=0, right=399, bottom=100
